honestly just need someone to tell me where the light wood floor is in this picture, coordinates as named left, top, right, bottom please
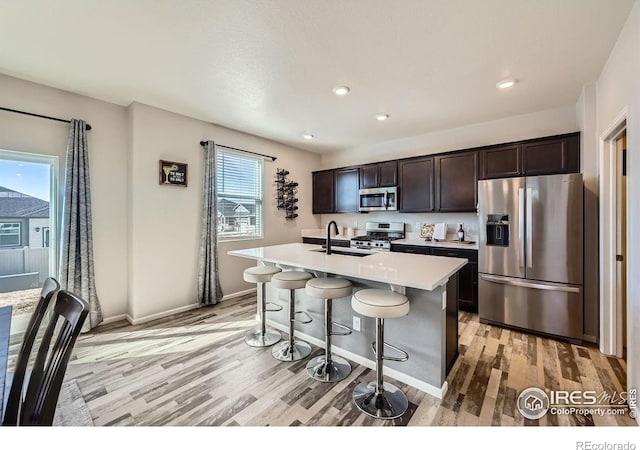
left=13, top=295, right=635, bottom=426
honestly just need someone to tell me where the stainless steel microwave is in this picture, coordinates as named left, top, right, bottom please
left=358, top=187, right=398, bottom=212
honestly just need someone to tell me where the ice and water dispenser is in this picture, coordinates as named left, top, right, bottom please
left=486, top=214, right=510, bottom=247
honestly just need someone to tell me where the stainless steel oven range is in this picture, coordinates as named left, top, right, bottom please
left=350, top=221, right=405, bottom=252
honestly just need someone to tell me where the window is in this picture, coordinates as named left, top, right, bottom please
left=216, top=148, right=263, bottom=240
left=0, top=222, right=21, bottom=247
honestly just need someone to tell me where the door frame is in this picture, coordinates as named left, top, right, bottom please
left=598, top=107, right=628, bottom=358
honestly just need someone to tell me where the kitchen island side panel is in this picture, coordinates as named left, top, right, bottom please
left=264, top=274, right=447, bottom=391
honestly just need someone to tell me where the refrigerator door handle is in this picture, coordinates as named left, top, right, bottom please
left=480, top=274, right=581, bottom=293
left=518, top=188, right=525, bottom=268
left=526, top=187, right=533, bottom=268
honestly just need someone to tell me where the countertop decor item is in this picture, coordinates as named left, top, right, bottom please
left=433, top=223, right=447, bottom=241
left=420, top=223, right=435, bottom=240
left=275, top=168, right=298, bottom=220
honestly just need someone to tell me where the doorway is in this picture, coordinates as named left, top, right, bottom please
left=0, top=149, right=58, bottom=336
left=615, top=132, right=627, bottom=360
left=599, top=109, right=629, bottom=360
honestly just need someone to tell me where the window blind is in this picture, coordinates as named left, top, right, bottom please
left=216, top=148, right=264, bottom=240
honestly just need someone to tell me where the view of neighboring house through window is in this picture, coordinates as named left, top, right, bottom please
left=0, top=150, right=56, bottom=325
left=216, top=148, right=264, bottom=240
left=0, top=222, right=21, bottom=246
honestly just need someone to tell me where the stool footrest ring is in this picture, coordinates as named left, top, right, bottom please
left=371, top=341, right=409, bottom=362
left=330, top=321, right=353, bottom=336
left=293, top=310, right=313, bottom=324
left=265, top=302, right=283, bottom=312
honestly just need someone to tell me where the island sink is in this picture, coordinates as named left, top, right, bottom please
left=309, top=248, right=371, bottom=257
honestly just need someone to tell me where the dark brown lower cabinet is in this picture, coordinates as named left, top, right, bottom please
left=391, top=245, right=478, bottom=313
left=429, top=247, right=478, bottom=314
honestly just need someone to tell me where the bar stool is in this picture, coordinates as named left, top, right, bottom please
left=305, top=277, right=353, bottom=382
left=270, top=271, right=314, bottom=361
left=243, top=265, right=283, bottom=347
left=351, top=288, right=410, bottom=420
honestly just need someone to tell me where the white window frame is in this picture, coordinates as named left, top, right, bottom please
left=216, top=148, right=264, bottom=242
left=0, top=149, right=58, bottom=274
left=0, top=222, right=21, bottom=247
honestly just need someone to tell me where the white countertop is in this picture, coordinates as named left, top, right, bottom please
left=393, top=238, right=479, bottom=250
left=228, top=243, right=467, bottom=291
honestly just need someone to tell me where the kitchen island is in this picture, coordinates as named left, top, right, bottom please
left=228, top=242, right=466, bottom=398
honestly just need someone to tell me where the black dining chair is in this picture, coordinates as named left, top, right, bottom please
left=2, top=277, right=60, bottom=426
left=5, top=289, right=88, bottom=426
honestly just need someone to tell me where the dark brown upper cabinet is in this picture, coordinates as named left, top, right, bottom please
left=480, top=133, right=580, bottom=179
left=312, top=170, right=335, bottom=214
left=435, top=151, right=478, bottom=212
left=398, top=157, right=434, bottom=212
left=523, top=134, right=580, bottom=175
left=479, top=144, right=522, bottom=179
left=359, top=161, right=397, bottom=189
left=334, top=168, right=359, bottom=213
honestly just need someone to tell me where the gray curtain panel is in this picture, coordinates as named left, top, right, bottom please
left=60, top=119, right=103, bottom=331
left=198, top=141, right=223, bottom=305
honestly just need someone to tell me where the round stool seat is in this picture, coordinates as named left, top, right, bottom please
left=352, top=289, right=409, bottom=319
left=243, top=266, right=282, bottom=283
left=271, top=271, right=313, bottom=290
left=305, top=277, right=352, bottom=299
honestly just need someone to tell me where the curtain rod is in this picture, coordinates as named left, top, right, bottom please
left=0, top=106, right=92, bottom=130
left=200, top=140, right=276, bottom=161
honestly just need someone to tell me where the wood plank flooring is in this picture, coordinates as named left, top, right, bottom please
left=8, top=295, right=636, bottom=426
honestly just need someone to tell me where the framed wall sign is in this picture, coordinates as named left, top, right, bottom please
left=159, top=160, right=188, bottom=187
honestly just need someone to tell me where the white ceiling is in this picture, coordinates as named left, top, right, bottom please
left=0, top=0, right=634, bottom=153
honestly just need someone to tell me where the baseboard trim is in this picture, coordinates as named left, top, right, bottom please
left=125, top=289, right=257, bottom=325
left=101, top=314, right=127, bottom=325
left=221, top=288, right=256, bottom=302
left=126, top=303, right=200, bottom=325
left=266, top=319, right=447, bottom=399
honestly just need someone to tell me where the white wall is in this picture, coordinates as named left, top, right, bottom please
left=593, top=0, right=640, bottom=413
left=0, top=74, right=321, bottom=323
left=0, top=74, right=129, bottom=320
left=576, top=84, right=599, bottom=339
left=127, top=102, right=320, bottom=320
left=320, top=105, right=578, bottom=169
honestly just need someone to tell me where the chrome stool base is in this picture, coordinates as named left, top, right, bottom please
left=272, top=339, right=312, bottom=362
left=306, top=355, right=351, bottom=382
left=244, top=329, right=281, bottom=348
left=353, top=381, right=408, bottom=420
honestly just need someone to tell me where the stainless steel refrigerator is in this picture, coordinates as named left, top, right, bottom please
left=478, top=173, right=583, bottom=342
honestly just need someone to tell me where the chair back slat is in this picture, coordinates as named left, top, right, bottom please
left=19, top=290, right=88, bottom=426
left=2, top=278, right=59, bottom=426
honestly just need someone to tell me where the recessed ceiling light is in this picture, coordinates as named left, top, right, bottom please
left=303, top=134, right=314, bottom=140
left=333, top=86, right=350, bottom=96
left=375, top=113, right=389, bottom=121
left=496, top=79, right=517, bottom=89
